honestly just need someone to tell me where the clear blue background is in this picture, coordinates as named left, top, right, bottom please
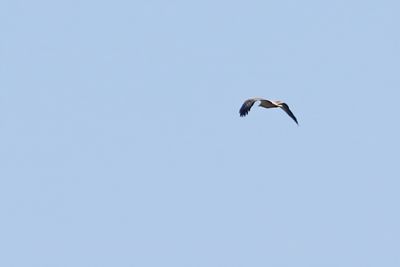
left=1, top=0, right=399, bottom=266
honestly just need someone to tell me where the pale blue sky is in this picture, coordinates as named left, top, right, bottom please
left=1, top=0, right=399, bottom=266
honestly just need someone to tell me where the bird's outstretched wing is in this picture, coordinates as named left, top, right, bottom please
left=239, top=98, right=258, bottom=117
left=279, top=103, right=298, bottom=125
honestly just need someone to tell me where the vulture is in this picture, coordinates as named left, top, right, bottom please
left=239, top=97, right=298, bottom=125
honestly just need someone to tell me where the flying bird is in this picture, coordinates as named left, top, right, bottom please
left=239, top=97, right=298, bottom=125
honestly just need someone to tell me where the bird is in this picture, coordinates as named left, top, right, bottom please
left=239, top=97, right=298, bottom=125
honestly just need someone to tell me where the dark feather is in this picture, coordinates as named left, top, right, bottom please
left=239, top=99, right=257, bottom=117
left=279, top=103, right=298, bottom=125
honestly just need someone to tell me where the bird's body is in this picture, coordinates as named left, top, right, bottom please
left=239, top=97, right=298, bottom=125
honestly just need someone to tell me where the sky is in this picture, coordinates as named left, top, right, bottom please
left=1, top=0, right=399, bottom=266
